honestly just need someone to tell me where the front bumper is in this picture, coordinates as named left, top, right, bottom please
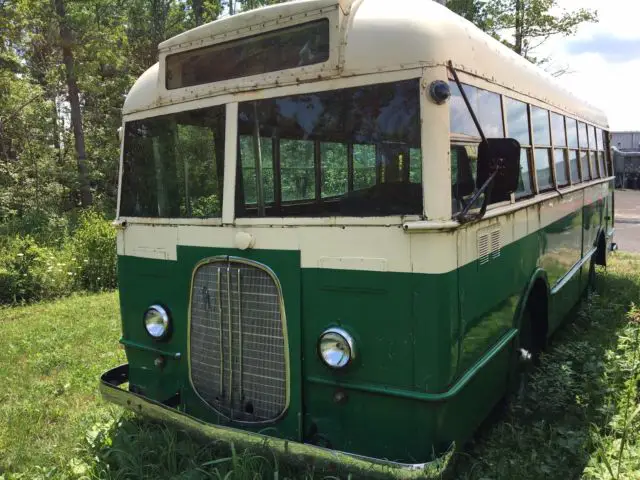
left=100, top=364, right=451, bottom=479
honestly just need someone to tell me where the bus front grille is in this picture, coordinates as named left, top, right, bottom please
left=189, top=258, right=288, bottom=423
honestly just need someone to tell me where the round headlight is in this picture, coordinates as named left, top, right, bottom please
left=318, top=327, right=356, bottom=369
left=144, top=305, right=170, bottom=339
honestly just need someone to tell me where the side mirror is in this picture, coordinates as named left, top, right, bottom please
left=477, top=138, right=521, bottom=201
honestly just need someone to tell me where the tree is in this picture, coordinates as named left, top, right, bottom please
left=448, top=0, right=598, bottom=63
left=54, top=0, right=93, bottom=207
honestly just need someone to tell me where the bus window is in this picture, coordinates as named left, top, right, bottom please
left=550, top=112, right=566, bottom=147
left=321, top=142, right=348, bottom=198
left=534, top=149, right=553, bottom=191
left=599, top=152, right=606, bottom=178
left=578, top=122, right=589, bottom=149
left=353, top=144, right=376, bottom=190
left=451, top=144, right=479, bottom=213
left=449, top=83, right=503, bottom=138
left=280, top=139, right=315, bottom=201
left=580, top=151, right=590, bottom=180
left=236, top=79, right=422, bottom=217
left=554, top=149, right=569, bottom=186
left=120, top=105, right=225, bottom=218
left=568, top=150, right=580, bottom=183
left=531, top=107, right=553, bottom=191
left=239, top=136, right=275, bottom=204
left=504, top=98, right=532, bottom=198
left=588, top=125, right=597, bottom=151
left=567, top=118, right=579, bottom=148
left=409, top=148, right=422, bottom=183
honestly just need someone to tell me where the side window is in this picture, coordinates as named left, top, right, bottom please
left=588, top=125, right=599, bottom=177
left=451, top=144, right=480, bottom=213
left=449, top=82, right=504, bottom=138
left=321, top=142, right=348, bottom=198
left=551, top=112, right=568, bottom=187
left=578, top=122, right=590, bottom=180
left=567, top=118, right=580, bottom=183
left=596, top=128, right=607, bottom=177
left=240, top=136, right=274, bottom=204
left=531, top=107, right=553, bottom=191
left=280, top=139, right=315, bottom=201
left=505, top=97, right=532, bottom=197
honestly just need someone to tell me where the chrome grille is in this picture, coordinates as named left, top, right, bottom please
left=190, top=258, right=287, bottom=422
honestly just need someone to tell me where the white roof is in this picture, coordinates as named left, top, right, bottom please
left=123, top=0, right=608, bottom=128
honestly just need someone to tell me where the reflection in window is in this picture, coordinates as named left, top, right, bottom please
left=599, top=152, right=606, bottom=178
left=578, top=122, right=589, bottom=149
left=321, top=142, right=348, bottom=198
left=236, top=80, right=422, bottom=217
left=589, top=151, right=597, bottom=179
left=120, top=106, right=225, bottom=218
left=554, top=149, right=568, bottom=186
left=551, top=112, right=566, bottom=146
left=451, top=144, right=484, bottom=213
left=531, top=107, right=551, bottom=145
left=281, top=139, right=315, bottom=201
left=517, top=149, right=533, bottom=197
left=567, top=119, right=578, bottom=148
left=240, top=136, right=274, bottom=204
left=588, top=125, right=597, bottom=150
left=409, top=148, right=422, bottom=184
left=353, top=144, right=376, bottom=190
left=580, top=151, right=590, bottom=180
left=449, top=83, right=504, bottom=138
left=166, top=20, right=330, bottom=89
left=535, top=148, right=553, bottom=191
left=505, top=98, right=530, bottom=146
left=569, top=150, right=580, bottom=183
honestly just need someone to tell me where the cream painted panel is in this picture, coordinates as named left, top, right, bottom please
left=513, top=208, right=528, bottom=243
left=177, top=225, right=299, bottom=251
left=116, top=231, right=125, bottom=255
left=296, top=226, right=411, bottom=271
left=123, top=224, right=178, bottom=261
left=409, top=230, right=458, bottom=274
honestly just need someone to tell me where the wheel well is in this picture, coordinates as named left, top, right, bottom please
left=595, top=231, right=607, bottom=267
left=525, top=279, right=549, bottom=352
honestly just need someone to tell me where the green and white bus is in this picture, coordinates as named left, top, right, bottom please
left=101, top=0, right=615, bottom=474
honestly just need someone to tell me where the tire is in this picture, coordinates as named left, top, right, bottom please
left=513, top=307, right=540, bottom=400
left=587, top=256, right=597, bottom=296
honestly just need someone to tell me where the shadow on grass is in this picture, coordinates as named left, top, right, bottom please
left=89, top=256, right=640, bottom=480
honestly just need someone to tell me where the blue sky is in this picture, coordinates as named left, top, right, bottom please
left=537, top=0, right=640, bottom=131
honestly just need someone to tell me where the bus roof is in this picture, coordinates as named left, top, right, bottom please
left=123, top=0, right=608, bottom=128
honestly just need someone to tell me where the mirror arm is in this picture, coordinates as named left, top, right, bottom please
left=456, top=168, right=499, bottom=224
left=447, top=60, right=487, bottom=145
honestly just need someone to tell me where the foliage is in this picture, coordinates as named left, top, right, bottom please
left=0, top=212, right=116, bottom=304
left=68, top=210, right=117, bottom=292
left=1, top=255, right=640, bottom=479
left=448, top=0, right=598, bottom=64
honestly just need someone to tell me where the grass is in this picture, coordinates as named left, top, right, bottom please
left=0, top=254, right=639, bottom=479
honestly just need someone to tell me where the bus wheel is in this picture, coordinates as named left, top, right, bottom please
left=513, top=307, right=540, bottom=400
left=587, top=256, right=597, bottom=296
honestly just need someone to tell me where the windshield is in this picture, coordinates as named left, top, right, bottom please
left=120, top=105, right=225, bottom=218
left=235, top=79, right=422, bottom=217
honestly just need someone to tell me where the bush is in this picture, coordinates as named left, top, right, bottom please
left=0, top=210, right=117, bottom=304
left=69, top=210, right=117, bottom=292
left=0, top=235, right=75, bottom=303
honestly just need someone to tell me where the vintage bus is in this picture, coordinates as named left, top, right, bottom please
left=100, top=0, right=615, bottom=475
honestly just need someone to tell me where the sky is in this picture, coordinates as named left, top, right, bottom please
left=536, top=0, right=640, bottom=131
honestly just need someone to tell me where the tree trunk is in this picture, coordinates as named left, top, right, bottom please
left=192, top=0, right=204, bottom=25
left=54, top=0, right=92, bottom=207
left=514, top=0, right=524, bottom=55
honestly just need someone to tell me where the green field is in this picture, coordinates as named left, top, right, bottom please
left=1, top=254, right=640, bottom=479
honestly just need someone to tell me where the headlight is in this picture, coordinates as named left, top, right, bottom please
left=144, top=305, right=170, bottom=339
left=318, top=327, right=356, bottom=369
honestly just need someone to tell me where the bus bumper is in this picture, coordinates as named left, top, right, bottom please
left=100, top=364, right=452, bottom=479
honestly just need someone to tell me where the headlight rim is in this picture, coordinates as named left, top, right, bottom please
left=143, top=304, right=171, bottom=340
left=317, top=327, right=356, bottom=369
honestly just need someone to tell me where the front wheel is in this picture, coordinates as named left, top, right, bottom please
left=512, top=308, right=540, bottom=400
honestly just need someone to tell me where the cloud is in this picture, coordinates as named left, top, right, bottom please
left=567, top=34, right=640, bottom=63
